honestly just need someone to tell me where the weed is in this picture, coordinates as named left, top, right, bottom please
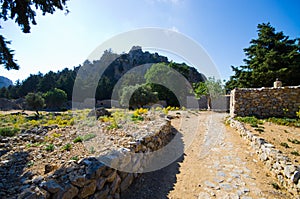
left=45, top=144, right=55, bottom=152
left=73, top=136, right=82, bottom=143
left=0, top=127, right=19, bottom=137
left=271, top=182, right=280, bottom=190
left=280, top=142, right=290, bottom=148
left=26, top=161, right=34, bottom=167
left=61, top=143, right=72, bottom=151
left=52, top=132, right=61, bottom=138
left=287, top=138, right=300, bottom=144
left=74, top=134, right=96, bottom=142
left=70, top=156, right=79, bottom=161
left=291, top=151, right=300, bottom=156
left=83, top=133, right=96, bottom=141
left=89, top=146, right=95, bottom=154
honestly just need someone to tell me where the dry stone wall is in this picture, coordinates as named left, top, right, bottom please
left=230, top=86, right=300, bottom=118
left=17, top=118, right=172, bottom=199
left=228, top=118, right=300, bottom=196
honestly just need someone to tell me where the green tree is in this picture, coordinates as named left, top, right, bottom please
left=25, top=92, right=45, bottom=115
left=193, top=77, right=224, bottom=110
left=43, top=88, right=67, bottom=110
left=0, top=0, right=69, bottom=70
left=145, top=63, right=189, bottom=107
left=120, top=84, right=158, bottom=108
left=226, top=22, right=300, bottom=90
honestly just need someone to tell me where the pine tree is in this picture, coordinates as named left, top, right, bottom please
left=226, top=23, right=300, bottom=90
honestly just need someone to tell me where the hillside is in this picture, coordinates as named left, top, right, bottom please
left=0, top=46, right=205, bottom=107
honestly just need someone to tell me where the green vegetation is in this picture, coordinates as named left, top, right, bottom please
left=61, top=143, right=72, bottom=151
left=291, top=151, right=300, bottom=156
left=45, top=144, right=55, bottom=152
left=73, top=133, right=96, bottom=143
left=25, top=92, right=45, bottom=115
left=235, top=116, right=264, bottom=127
left=287, top=138, right=300, bottom=144
left=266, top=117, right=300, bottom=127
left=0, top=111, right=82, bottom=134
left=70, top=156, right=79, bottom=161
left=0, top=127, right=19, bottom=137
left=235, top=115, right=300, bottom=128
left=120, top=84, right=158, bottom=109
left=271, top=182, right=280, bottom=190
left=26, top=161, right=34, bottom=168
left=226, top=22, right=300, bottom=90
left=43, top=88, right=67, bottom=110
left=280, top=142, right=290, bottom=148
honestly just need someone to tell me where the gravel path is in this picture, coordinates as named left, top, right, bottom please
left=122, top=111, right=292, bottom=199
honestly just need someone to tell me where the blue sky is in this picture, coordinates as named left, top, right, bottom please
left=1, top=0, right=299, bottom=83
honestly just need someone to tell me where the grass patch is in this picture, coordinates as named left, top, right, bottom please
left=267, top=117, right=299, bottom=127
left=73, top=133, right=96, bottom=143
left=0, top=127, right=19, bottom=137
left=235, top=116, right=264, bottom=127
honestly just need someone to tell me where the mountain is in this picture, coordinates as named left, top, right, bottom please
left=0, top=76, right=13, bottom=88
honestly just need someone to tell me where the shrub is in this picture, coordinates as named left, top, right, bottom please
left=73, top=136, right=82, bottom=143
left=25, top=92, right=45, bottom=115
left=45, top=144, right=55, bottom=152
left=70, top=156, right=79, bottom=161
left=0, top=127, right=19, bottom=137
left=61, top=143, right=72, bottom=151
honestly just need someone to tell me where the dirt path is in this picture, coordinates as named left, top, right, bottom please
left=122, top=111, right=292, bottom=199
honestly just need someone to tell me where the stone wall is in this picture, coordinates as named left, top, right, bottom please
left=228, top=118, right=300, bottom=196
left=18, top=118, right=172, bottom=199
left=230, top=86, right=300, bottom=118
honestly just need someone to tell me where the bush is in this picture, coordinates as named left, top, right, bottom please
left=43, top=88, right=67, bottom=110
left=25, top=92, right=45, bottom=115
left=61, top=143, right=72, bottom=151
left=0, top=127, right=19, bottom=137
left=45, top=144, right=55, bottom=152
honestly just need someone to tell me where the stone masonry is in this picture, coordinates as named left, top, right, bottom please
left=230, top=86, right=300, bottom=118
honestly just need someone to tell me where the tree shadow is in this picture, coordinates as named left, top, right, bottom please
left=121, top=126, right=185, bottom=199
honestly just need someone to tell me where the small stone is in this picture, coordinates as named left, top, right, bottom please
left=198, top=192, right=211, bottom=199
left=32, top=176, right=43, bottom=185
left=291, top=171, right=300, bottom=184
left=44, top=164, right=57, bottom=174
left=220, top=183, right=232, bottom=191
left=41, top=180, right=63, bottom=194
left=204, top=181, right=216, bottom=188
